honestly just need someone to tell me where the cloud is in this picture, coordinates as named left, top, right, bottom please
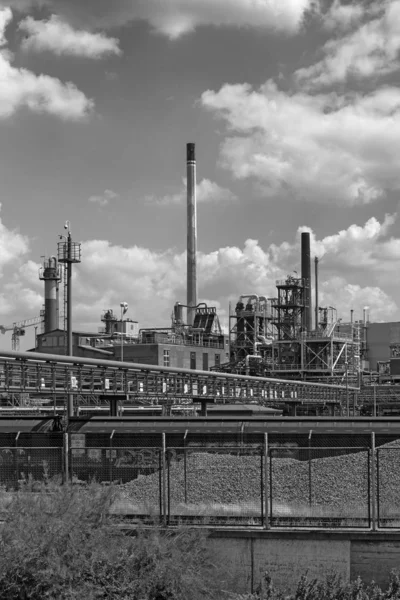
left=19, top=14, right=122, bottom=58
left=3, top=0, right=314, bottom=38
left=296, top=1, right=400, bottom=89
left=145, top=178, right=237, bottom=206
left=88, top=189, right=118, bottom=207
left=201, top=80, right=400, bottom=205
left=0, top=8, right=93, bottom=120
left=0, top=204, right=30, bottom=276
left=321, top=0, right=370, bottom=32
left=2, top=213, right=399, bottom=352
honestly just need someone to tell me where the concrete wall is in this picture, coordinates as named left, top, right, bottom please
left=367, top=322, right=400, bottom=370
left=208, top=530, right=400, bottom=594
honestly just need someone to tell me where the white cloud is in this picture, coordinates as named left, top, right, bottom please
left=0, top=7, right=93, bottom=120
left=322, top=0, right=369, bottom=32
left=201, top=80, right=400, bottom=205
left=0, top=204, right=30, bottom=276
left=145, top=178, right=237, bottom=206
left=19, top=15, right=122, bottom=58
left=296, top=0, right=400, bottom=89
left=0, top=5, right=11, bottom=45
left=88, top=189, right=118, bottom=207
left=3, top=0, right=314, bottom=38
left=1, top=213, right=399, bottom=352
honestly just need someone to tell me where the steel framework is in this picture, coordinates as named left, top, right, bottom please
left=0, top=350, right=358, bottom=407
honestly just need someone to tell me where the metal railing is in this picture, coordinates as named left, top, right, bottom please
left=0, top=349, right=357, bottom=405
left=1, top=431, right=400, bottom=529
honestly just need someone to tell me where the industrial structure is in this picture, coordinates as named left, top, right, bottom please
left=224, top=233, right=363, bottom=388
left=0, top=142, right=398, bottom=417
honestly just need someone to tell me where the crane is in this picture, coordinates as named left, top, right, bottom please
left=0, top=316, right=44, bottom=351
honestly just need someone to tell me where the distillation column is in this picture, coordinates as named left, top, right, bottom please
left=186, top=142, right=197, bottom=326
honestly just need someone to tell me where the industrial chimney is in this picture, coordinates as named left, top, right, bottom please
left=39, top=256, right=60, bottom=333
left=301, top=232, right=312, bottom=332
left=186, top=143, right=197, bottom=326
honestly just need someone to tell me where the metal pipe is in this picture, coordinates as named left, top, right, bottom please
left=186, top=142, right=197, bottom=326
left=301, top=232, right=312, bottom=332
left=314, top=257, right=319, bottom=331
left=1, top=347, right=359, bottom=390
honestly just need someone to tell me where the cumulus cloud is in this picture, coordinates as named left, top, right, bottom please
left=1, top=213, right=399, bottom=353
left=321, top=0, right=370, bottom=32
left=0, top=7, right=93, bottom=120
left=296, top=0, right=400, bottom=89
left=3, top=0, right=314, bottom=38
left=145, top=178, right=237, bottom=206
left=88, top=189, right=118, bottom=207
left=19, top=15, right=122, bottom=58
left=201, top=80, right=400, bottom=205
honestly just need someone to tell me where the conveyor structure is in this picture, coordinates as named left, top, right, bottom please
left=0, top=350, right=357, bottom=409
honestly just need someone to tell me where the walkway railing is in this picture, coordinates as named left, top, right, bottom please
left=0, top=350, right=357, bottom=405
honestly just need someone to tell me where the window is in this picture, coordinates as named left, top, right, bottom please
left=202, top=353, right=209, bottom=371
left=214, top=354, right=221, bottom=367
left=163, top=349, right=170, bottom=367
left=190, top=352, right=196, bottom=370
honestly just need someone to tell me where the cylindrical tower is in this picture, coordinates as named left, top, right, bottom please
left=186, top=142, right=197, bottom=326
left=39, top=256, right=60, bottom=333
left=301, top=232, right=312, bottom=332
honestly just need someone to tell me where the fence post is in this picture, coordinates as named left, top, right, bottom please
left=109, top=430, right=115, bottom=485
left=162, top=432, right=167, bottom=526
left=371, top=431, right=377, bottom=531
left=308, top=430, right=313, bottom=510
left=183, top=429, right=188, bottom=504
left=264, top=433, right=269, bottom=530
left=64, top=432, right=69, bottom=484
left=14, top=431, right=20, bottom=489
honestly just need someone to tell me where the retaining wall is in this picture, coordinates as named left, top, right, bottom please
left=208, top=530, right=400, bottom=594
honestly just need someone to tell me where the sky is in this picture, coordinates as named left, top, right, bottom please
left=0, top=0, right=399, bottom=351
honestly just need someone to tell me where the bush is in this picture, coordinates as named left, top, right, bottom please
left=229, top=570, right=400, bottom=600
left=0, top=479, right=224, bottom=599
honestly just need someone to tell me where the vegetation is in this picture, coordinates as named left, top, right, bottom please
left=0, top=478, right=223, bottom=599
left=2, top=477, right=400, bottom=599
left=229, top=571, right=400, bottom=600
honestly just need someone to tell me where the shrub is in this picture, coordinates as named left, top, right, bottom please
left=229, top=571, right=400, bottom=600
left=0, top=479, right=223, bottom=599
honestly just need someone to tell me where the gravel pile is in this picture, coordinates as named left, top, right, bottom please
left=116, top=441, right=400, bottom=516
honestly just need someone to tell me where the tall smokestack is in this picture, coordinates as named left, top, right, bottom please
left=301, top=232, right=312, bottom=332
left=39, top=256, right=60, bottom=333
left=314, top=256, right=319, bottom=331
left=186, top=142, right=197, bottom=326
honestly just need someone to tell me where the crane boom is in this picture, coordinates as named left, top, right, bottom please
left=0, top=316, right=44, bottom=350
left=0, top=316, right=43, bottom=334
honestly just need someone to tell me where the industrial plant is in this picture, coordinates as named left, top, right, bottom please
left=0, top=143, right=399, bottom=417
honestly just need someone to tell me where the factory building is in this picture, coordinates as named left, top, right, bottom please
left=34, top=306, right=228, bottom=370
left=366, top=322, right=400, bottom=370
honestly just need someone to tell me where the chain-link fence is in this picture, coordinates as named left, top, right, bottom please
left=2, top=432, right=400, bottom=529
left=0, top=446, right=63, bottom=489
left=269, top=447, right=370, bottom=528
left=166, top=446, right=264, bottom=526
left=377, top=443, right=400, bottom=528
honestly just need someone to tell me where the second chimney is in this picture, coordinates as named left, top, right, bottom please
left=186, top=143, right=197, bottom=326
left=301, top=232, right=312, bottom=332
